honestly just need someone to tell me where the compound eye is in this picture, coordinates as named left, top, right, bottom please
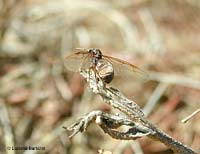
left=95, top=49, right=101, bottom=53
left=88, top=49, right=93, bottom=53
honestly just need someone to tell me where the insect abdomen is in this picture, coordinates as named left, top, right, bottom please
left=96, top=60, right=114, bottom=84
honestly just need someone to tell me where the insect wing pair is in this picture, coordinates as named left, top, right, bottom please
left=64, top=48, right=148, bottom=84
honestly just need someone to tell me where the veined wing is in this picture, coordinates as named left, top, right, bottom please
left=102, top=55, right=148, bottom=81
left=64, top=50, right=92, bottom=72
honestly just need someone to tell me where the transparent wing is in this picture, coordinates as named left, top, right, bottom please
left=64, top=50, right=92, bottom=72
left=102, top=55, right=149, bottom=81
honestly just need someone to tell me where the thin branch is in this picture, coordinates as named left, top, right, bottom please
left=181, top=108, right=200, bottom=123
left=66, top=69, right=197, bottom=154
left=65, top=110, right=153, bottom=139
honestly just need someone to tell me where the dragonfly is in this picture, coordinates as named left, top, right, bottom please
left=64, top=48, right=148, bottom=84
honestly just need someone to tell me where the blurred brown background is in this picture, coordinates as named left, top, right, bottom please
left=0, top=0, right=200, bottom=154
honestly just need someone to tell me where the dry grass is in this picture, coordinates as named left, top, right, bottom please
left=0, top=0, right=200, bottom=154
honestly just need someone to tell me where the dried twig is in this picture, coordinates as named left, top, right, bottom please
left=65, top=110, right=153, bottom=140
left=66, top=69, right=197, bottom=154
left=181, top=108, right=200, bottom=123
